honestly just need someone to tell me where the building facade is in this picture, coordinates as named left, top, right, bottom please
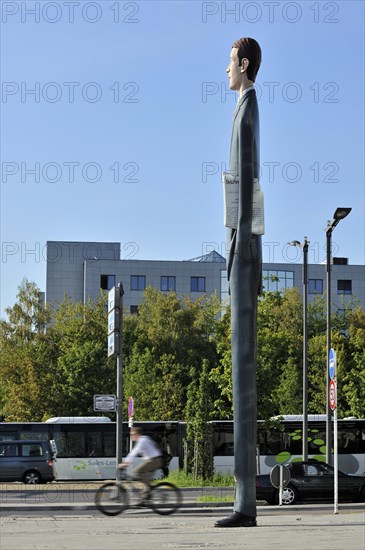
left=46, top=241, right=226, bottom=313
left=46, top=241, right=365, bottom=313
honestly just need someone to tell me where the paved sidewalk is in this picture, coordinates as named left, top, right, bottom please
left=2, top=509, right=364, bottom=550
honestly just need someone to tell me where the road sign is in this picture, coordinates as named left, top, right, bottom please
left=329, top=379, right=337, bottom=411
left=108, top=309, right=120, bottom=335
left=128, top=396, right=134, bottom=417
left=270, top=464, right=291, bottom=489
left=108, top=310, right=115, bottom=334
left=94, top=394, right=116, bottom=412
left=107, top=285, right=122, bottom=355
left=108, top=286, right=123, bottom=312
left=108, top=332, right=119, bottom=357
left=329, top=348, right=336, bottom=380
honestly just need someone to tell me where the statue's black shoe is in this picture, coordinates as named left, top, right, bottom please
left=214, top=512, right=257, bottom=528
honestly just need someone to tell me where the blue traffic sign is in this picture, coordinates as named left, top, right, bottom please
left=329, top=348, right=336, bottom=380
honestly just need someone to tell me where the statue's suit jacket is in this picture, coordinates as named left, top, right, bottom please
left=228, top=88, right=261, bottom=284
left=228, top=88, right=262, bottom=517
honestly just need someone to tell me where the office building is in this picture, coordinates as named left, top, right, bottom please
left=45, top=241, right=365, bottom=313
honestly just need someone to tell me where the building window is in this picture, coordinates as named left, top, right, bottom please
left=220, top=270, right=229, bottom=302
left=308, top=279, right=323, bottom=294
left=131, top=275, right=146, bottom=291
left=161, top=276, right=176, bottom=292
left=100, top=274, right=116, bottom=290
left=337, top=280, right=352, bottom=295
left=130, top=305, right=139, bottom=315
left=191, top=277, right=206, bottom=292
left=262, top=270, right=294, bottom=292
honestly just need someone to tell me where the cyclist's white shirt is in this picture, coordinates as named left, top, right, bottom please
left=126, top=436, right=161, bottom=462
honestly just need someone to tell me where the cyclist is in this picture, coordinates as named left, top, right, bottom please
left=118, top=427, right=164, bottom=485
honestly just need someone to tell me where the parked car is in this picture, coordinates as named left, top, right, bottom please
left=256, top=460, right=365, bottom=505
left=0, top=440, right=56, bottom=484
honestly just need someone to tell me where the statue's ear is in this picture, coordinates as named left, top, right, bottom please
left=240, top=58, right=249, bottom=74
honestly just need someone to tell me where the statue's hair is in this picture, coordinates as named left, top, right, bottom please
left=232, top=37, right=261, bottom=82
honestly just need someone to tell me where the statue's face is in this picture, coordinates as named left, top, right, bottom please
left=226, top=48, right=242, bottom=91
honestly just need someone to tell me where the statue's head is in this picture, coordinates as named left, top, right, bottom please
left=227, top=37, right=261, bottom=90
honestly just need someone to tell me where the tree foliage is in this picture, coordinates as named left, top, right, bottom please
left=1, top=280, right=364, bottom=426
left=0, top=279, right=54, bottom=420
left=185, top=359, right=214, bottom=479
left=123, top=288, right=220, bottom=421
left=0, top=281, right=114, bottom=420
left=49, top=299, right=115, bottom=417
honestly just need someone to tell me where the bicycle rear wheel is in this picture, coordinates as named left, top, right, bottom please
left=149, top=482, right=182, bottom=515
left=95, top=482, right=129, bottom=516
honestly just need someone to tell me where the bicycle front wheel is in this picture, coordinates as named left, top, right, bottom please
left=149, top=482, right=182, bottom=516
left=95, top=482, right=129, bottom=516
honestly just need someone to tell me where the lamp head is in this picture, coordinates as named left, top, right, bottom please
left=334, top=207, right=352, bottom=221
left=327, top=207, right=352, bottom=232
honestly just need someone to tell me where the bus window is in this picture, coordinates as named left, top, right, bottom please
left=211, top=422, right=233, bottom=456
left=104, top=432, right=116, bottom=457
left=87, top=432, right=103, bottom=457
left=19, top=425, right=50, bottom=441
left=264, top=430, right=283, bottom=456
left=53, top=427, right=86, bottom=458
left=0, top=434, right=17, bottom=442
left=338, top=428, right=360, bottom=454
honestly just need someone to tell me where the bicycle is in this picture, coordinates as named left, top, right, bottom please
left=94, top=471, right=182, bottom=516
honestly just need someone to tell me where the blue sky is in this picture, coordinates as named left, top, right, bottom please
left=1, top=0, right=364, bottom=317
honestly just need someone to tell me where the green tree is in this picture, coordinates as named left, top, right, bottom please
left=340, top=308, right=365, bottom=417
left=0, top=279, right=55, bottom=420
left=49, top=297, right=115, bottom=417
left=2, top=277, right=364, bottom=428
left=123, top=288, right=221, bottom=421
left=252, top=288, right=302, bottom=418
left=185, top=359, right=214, bottom=478
left=208, top=306, right=233, bottom=418
left=125, top=349, right=185, bottom=420
left=210, top=289, right=304, bottom=420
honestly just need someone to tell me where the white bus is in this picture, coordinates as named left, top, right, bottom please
left=212, top=416, right=365, bottom=476
left=0, top=418, right=182, bottom=480
left=1, top=416, right=364, bottom=479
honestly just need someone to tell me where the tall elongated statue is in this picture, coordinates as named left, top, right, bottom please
left=215, top=38, right=262, bottom=528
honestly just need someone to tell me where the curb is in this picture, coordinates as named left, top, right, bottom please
left=2, top=502, right=364, bottom=513
left=1, top=503, right=233, bottom=514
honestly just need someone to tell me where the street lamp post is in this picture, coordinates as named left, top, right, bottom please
left=325, top=208, right=352, bottom=465
left=288, top=237, right=309, bottom=461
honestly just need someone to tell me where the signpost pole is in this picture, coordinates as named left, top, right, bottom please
left=326, top=227, right=332, bottom=465
left=116, top=284, right=124, bottom=474
left=108, top=283, right=124, bottom=478
left=302, top=237, right=309, bottom=461
left=334, top=399, right=338, bottom=514
left=333, top=350, right=338, bottom=515
left=270, top=464, right=290, bottom=507
left=128, top=397, right=134, bottom=452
